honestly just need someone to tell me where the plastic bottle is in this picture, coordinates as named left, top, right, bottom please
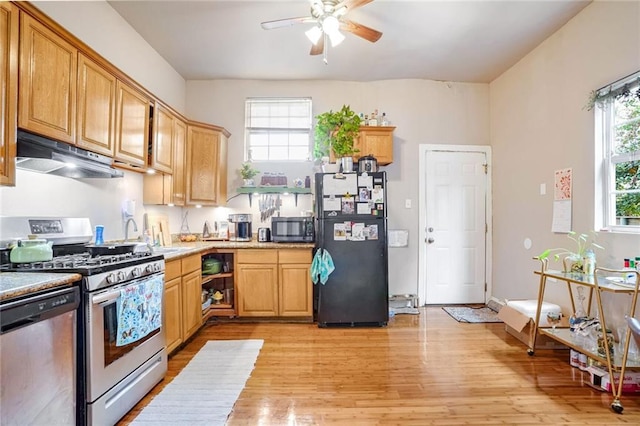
left=94, top=225, right=104, bottom=245
left=381, top=112, right=389, bottom=126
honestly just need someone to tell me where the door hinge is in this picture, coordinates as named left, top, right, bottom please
left=485, top=282, right=487, bottom=291
left=485, top=223, right=488, bottom=234
left=483, top=163, right=488, bottom=174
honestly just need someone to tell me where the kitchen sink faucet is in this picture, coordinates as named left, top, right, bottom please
left=124, top=217, right=138, bottom=242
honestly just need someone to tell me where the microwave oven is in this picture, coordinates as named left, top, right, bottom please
left=271, top=217, right=314, bottom=243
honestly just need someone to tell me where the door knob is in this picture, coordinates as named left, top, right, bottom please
left=427, top=237, right=435, bottom=243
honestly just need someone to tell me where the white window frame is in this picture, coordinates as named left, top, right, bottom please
left=244, top=97, right=312, bottom=162
left=595, top=72, right=640, bottom=234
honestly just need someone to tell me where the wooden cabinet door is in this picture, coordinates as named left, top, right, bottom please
left=354, top=126, right=395, bottom=165
left=0, top=2, right=18, bottom=186
left=236, top=264, right=278, bottom=316
left=150, top=103, right=174, bottom=174
left=164, top=276, right=182, bottom=355
left=181, top=269, right=202, bottom=340
left=278, top=249, right=313, bottom=317
left=18, top=13, right=76, bottom=144
left=171, top=118, right=187, bottom=206
left=114, top=80, right=150, bottom=168
left=186, top=125, right=221, bottom=205
left=76, top=53, right=116, bottom=156
left=279, top=263, right=313, bottom=316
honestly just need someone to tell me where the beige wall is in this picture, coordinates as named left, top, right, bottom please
left=490, top=0, right=640, bottom=312
left=186, top=79, right=489, bottom=296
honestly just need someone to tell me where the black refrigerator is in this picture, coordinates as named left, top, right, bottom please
left=314, top=171, right=388, bottom=327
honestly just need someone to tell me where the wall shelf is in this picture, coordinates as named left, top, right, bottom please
left=236, top=186, right=312, bottom=207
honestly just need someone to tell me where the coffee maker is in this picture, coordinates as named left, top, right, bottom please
left=228, top=214, right=252, bottom=242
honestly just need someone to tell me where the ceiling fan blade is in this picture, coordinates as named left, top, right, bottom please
left=310, top=36, right=324, bottom=56
left=340, top=19, right=382, bottom=43
left=261, top=16, right=315, bottom=30
left=335, top=0, right=374, bottom=13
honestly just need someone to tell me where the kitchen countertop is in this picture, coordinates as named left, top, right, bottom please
left=0, top=272, right=82, bottom=302
left=159, top=240, right=315, bottom=261
left=0, top=241, right=314, bottom=299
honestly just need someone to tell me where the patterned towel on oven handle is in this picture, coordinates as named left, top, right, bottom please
left=116, top=274, right=163, bottom=347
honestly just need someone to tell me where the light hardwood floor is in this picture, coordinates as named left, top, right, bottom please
left=119, top=307, right=640, bottom=425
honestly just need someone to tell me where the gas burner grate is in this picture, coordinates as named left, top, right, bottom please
left=12, top=251, right=155, bottom=271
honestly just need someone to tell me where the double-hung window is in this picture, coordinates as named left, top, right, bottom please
left=245, top=98, right=312, bottom=161
left=595, top=72, right=640, bottom=233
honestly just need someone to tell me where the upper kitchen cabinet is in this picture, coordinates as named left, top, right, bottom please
left=185, top=123, right=229, bottom=206
left=114, top=80, right=151, bottom=170
left=150, top=102, right=176, bottom=174
left=353, top=126, right=395, bottom=165
left=76, top=53, right=116, bottom=157
left=0, top=2, right=18, bottom=187
left=18, top=13, right=76, bottom=144
left=143, top=112, right=187, bottom=206
left=172, top=118, right=187, bottom=205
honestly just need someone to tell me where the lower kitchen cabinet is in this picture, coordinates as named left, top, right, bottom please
left=163, top=254, right=202, bottom=355
left=279, top=249, right=313, bottom=317
left=236, top=249, right=312, bottom=319
left=163, top=263, right=182, bottom=354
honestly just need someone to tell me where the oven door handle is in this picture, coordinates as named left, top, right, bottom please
left=92, top=291, right=120, bottom=305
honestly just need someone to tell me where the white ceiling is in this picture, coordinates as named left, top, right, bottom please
left=107, top=0, right=591, bottom=83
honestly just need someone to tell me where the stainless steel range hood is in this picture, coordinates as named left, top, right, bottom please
left=16, top=130, right=124, bottom=179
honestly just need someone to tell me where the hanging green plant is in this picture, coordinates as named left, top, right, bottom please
left=314, top=105, right=362, bottom=160
left=584, top=77, right=640, bottom=111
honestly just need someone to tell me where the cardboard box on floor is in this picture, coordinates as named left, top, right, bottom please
left=498, top=305, right=568, bottom=350
left=587, top=365, right=640, bottom=393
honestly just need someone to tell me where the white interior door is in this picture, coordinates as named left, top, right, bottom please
left=419, top=146, right=490, bottom=305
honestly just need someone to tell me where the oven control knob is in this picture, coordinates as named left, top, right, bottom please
left=107, top=273, right=118, bottom=284
left=154, top=263, right=161, bottom=272
left=132, top=267, right=142, bottom=278
left=145, top=264, right=154, bottom=274
left=117, top=271, right=126, bottom=282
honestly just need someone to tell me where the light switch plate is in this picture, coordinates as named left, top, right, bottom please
left=405, top=199, right=412, bottom=209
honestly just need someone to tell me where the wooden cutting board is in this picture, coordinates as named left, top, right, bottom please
left=146, top=213, right=171, bottom=247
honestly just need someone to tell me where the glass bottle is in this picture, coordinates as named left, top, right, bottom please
left=381, top=112, right=389, bottom=126
left=583, top=249, right=595, bottom=275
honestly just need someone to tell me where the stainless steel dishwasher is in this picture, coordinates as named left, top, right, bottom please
left=0, top=286, right=80, bottom=425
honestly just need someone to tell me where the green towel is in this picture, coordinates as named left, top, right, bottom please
left=310, top=248, right=336, bottom=285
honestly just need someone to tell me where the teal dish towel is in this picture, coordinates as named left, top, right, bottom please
left=310, top=248, right=336, bottom=285
left=320, top=249, right=335, bottom=284
left=311, top=249, right=322, bottom=284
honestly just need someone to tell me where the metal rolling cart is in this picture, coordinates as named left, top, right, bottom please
left=530, top=257, right=640, bottom=414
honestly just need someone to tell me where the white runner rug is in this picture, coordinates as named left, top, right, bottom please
left=131, top=339, right=263, bottom=425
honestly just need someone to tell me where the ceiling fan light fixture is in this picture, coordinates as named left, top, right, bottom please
left=305, top=25, right=323, bottom=45
left=327, top=29, right=345, bottom=47
left=322, top=15, right=345, bottom=47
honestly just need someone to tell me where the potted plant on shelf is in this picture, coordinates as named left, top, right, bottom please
left=238, top=162, right=260, bottom=187
left=314, top=105, right=361, bottom=172
left=537, top=231, right=605, bottom=273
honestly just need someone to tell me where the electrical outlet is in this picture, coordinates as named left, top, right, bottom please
left=405, top=199, right=412, bottom=209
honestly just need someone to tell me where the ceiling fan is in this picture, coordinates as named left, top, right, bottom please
left=260, top=0, right=382, bottom=61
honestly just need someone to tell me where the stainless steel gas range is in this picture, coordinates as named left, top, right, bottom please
left=0, top=217, right=167, bottom=426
